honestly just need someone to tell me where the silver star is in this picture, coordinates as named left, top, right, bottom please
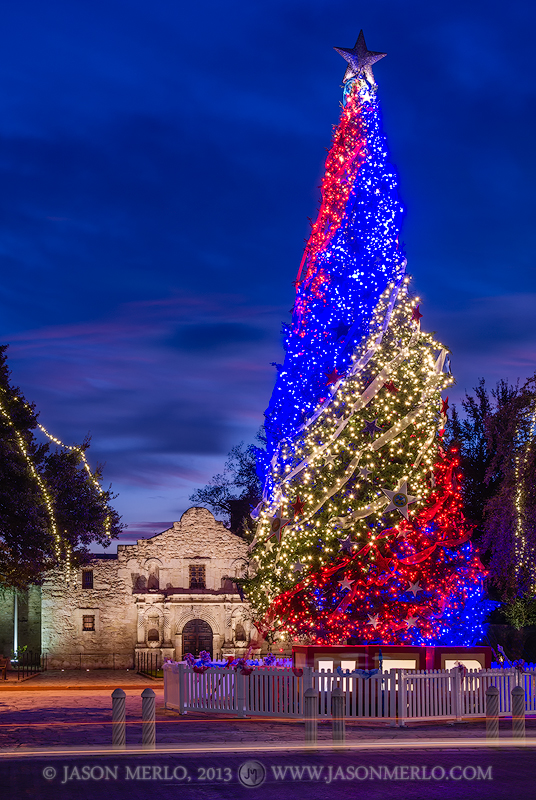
left=338, top=576, right=355, bottom=592
left=404, top=615, right=419, bottom=629
left=358, top=466, right=372, bottom=480
left=367, top=613, right=380, bottom=629
left=264, top=539, right=274, bottom=553
left=323, top=451, right=337, bottom=466
left=408, top=581, right=422, bottom=597
left=381, top=480, right=417, bottom=520
left=293, top=560, right=305, bottom=574
left=334, top=30, right=387, bottom=84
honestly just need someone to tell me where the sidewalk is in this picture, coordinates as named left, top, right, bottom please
left=0, top=682, right=535, bottom=751
left=0, top=669, right=535, bottom=752
left=0, top=669, right=162, bottom=691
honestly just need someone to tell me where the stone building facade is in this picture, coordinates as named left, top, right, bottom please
left=1, top=508, right=258, bottom=667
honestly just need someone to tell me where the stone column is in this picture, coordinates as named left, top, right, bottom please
left=163, top=606, right=172, bottom=647
left=223, top=604, right=233, bottom=648
left=136, top=607, right=146, bottom=646
left=213, top=634, right=223, bottom=660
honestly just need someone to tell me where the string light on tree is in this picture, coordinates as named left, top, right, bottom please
left=242, top=31, right=492, bottom=647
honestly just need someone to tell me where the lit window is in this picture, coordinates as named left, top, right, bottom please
left=82, top=615, right=95, bottom=632
left=189, top=565, right=206, bottom=589
left=82, top=571, right=93, bottom=589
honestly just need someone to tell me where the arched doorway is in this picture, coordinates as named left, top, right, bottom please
left=182, top=619, right=213, bottom=659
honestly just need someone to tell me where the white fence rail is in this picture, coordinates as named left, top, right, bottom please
left=164, top=663, right=536, bottom=724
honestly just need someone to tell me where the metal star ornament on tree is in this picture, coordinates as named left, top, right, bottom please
left=381, top=480, right=417, bottom=520
left=323, top=451, right=337, bottom=466
left=408, top=580, right=422, bottom=597
left=334, top=30, right=387, bottom=84
left=338, top=575, right=355, bottom=592
left=374, top=550, right=394, bottom=576
left=338, top=534, right=355, bottom=554
left=331, top=322, right=351, bottom=340
left=291, top=496, right=305, bottom=516
left=362, top=418, right=382, bottom=438
left=367, top=613, right=380, bottom=629
left=267, top=508, right=291, bottom=543
left=325, top=368, right=341, bottom=386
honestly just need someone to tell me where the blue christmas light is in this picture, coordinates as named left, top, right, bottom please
left=263, top=79, right=406, bottom=487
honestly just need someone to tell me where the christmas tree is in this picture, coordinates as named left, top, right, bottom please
left=247, top=32, right=492, bottom=646
left=262, top=31, right=405, bottom=488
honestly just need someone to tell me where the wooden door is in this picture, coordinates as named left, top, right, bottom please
left=182, top=619, right=213, bottom=658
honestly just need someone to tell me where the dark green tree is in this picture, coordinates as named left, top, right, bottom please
left=0, top=345, right=122, bottom=589
left=447, top=379, right=521, bottom=542
left=189, top=436, right=264, bottom=538
left=448, top=377, right=536, bottom=606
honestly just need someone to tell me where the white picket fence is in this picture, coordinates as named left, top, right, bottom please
left=164, top=663, right=536, bottom=724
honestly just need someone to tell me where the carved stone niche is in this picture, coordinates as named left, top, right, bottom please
left=146, top=613, right=161, bottom=648
left=233, top=621, right=244, bottom=643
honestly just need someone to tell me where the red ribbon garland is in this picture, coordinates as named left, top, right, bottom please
left=261, top=454, right=473, bottom=634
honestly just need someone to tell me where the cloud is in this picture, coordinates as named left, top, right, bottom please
left=1, top=0, right=536, bottom=546
left=167, top=322, right=266, bottom=353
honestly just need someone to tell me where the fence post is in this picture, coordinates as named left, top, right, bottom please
left=302, top=666, right=313, bottom=691
left=398, top=670, right=407, bottom=727
left=141, top=687, right=156, bottom=749
left=178, top=663, right=187, bottom=714
left=451, top=667, right=462, bottom=722
left=486, top=685, right=499, bottom=740
left=331, top=686, right=345, bottom=743
left=111, top=688, right=126, bottom=750
left=387, top=669, right=396, bottom=727
left=235, top=670, right=247, bottom=718
left=511, top=685, right=525, bottom=740
left=304, top=687, right=318, bottom=745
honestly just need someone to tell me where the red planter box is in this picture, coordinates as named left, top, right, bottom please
left=293, top=644, right=491, bottom=671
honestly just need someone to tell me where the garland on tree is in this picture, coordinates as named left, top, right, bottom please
left=246, top=283, right=492, bottom=644
left=262, top=48, right=406, bottom=485
left=244, top=32, right=493, bottom=646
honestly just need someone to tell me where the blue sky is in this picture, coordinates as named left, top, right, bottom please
left=1, top=1, right=535, bottom=544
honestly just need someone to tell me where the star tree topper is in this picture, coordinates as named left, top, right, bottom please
left=334, top=30, right=387, bottom=84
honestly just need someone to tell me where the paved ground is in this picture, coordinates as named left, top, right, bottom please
left=0, top=681, right=535, bottom=749
left=0, top=669, right=161, bottom=690
left=1, top=671, right=535, bottom=799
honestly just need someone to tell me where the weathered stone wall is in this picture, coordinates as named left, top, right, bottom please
left=0, top=590, right=15, bottom=657
left=41, top=507, right=257, bottom=667
left=17, top=586, right=41, bottom=654
left=118, top=507, right=249, bottom=591
left=0, top=587, right=41, bottom=658
left=42, top=556, right=136, bottom=669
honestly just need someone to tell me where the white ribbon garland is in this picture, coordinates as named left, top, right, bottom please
left=258, top=351, right=448, bottom=536
left=265, top=278, right=405, bottom=480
